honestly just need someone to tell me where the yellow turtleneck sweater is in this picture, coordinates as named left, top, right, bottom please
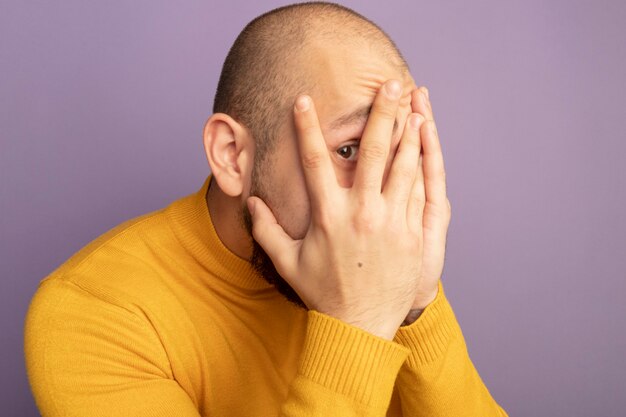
left=24, top=175, right=508, bottom=416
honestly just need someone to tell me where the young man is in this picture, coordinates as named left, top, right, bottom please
left=25, top=3, right=507, bottom=416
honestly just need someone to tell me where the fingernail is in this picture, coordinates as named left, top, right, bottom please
left=410, top=114, right=423, bottom=130
left=385, top=80, right=402, bottom=99
left=422, top=86, right=429, bottom=99
left=247, top=198, right=256, bottom=216
left=295, top=95, right=310, bottom=112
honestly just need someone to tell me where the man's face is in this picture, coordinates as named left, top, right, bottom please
left=243, top=41, right=417, bottom=309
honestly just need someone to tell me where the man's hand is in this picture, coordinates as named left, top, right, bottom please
left=247, top=79, right=426, bottom=340
left=407, top=87, right=452, bottom=313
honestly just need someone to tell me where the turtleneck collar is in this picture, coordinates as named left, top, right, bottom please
left=165, top=175, right=273, bottom=291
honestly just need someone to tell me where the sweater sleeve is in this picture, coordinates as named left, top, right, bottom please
left=390, top=281, right=509, bottom=416
left=24, top=278, right=201, bottom=417
left=279, top=310, right=411, bottom=417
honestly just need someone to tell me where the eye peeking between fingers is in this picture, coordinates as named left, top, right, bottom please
left=336, top=142, right=359, bottom=162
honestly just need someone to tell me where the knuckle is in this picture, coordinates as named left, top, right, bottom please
left=353, top=217, right=375, bottom=234
left=445, top=200, right=452, bottom=221
left=358, top=176, right=381, bottom=193
left=359, top=143, right=387, bottom=163
left=373, top=103, right=397, bottom=121
left=432, top=205, right=450, bottom=220
left=410, top=191, right=425, bottom=207
left=313, top=208, right=334, bottom=231
left=352, top=205, right=378, bottom=233
left=394, top=161, right=415, bottom=180
left=384, top=217, right=404, bottom=236
left=425, top=119, right=438, bottom=134
left=407, top=220, right=422, bottom=237
left=301, top=151, right=325, bottom=170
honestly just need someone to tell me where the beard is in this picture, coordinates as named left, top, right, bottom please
left=240, top=167, right=308, bottom=311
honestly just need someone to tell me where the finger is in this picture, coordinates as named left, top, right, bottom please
left=407, top=152, right=426, bottom=232
left=412, top=87, right=448, bottom=207
left=293, top=95, right=338, bottom=212
left=411, top=87, right=433, bottom=121
left=247, top=196, right=298, bottom=278
left=354, top=79, right=402, bottom=197
left=421, top=117, right=448, bottom=207
left=383, top=113, right=424, bottom=206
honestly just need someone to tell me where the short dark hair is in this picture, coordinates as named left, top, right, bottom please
left=212, top=2, right=407, bottom=163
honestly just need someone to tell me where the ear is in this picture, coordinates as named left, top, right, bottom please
left=202, top=113, right=254, bottom=197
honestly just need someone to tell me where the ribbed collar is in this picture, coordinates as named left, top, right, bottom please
left=165, top=175, right=273, bottom=291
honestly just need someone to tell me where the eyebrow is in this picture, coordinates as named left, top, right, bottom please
left=327, top=104, right=399, bottom=136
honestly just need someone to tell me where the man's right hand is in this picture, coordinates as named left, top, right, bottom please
left=247, top=79, right=426, bottom=340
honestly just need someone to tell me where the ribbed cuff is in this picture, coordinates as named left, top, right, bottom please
left=393, top=281, right=461, bottom=368
left=298, top=310, right=410, bottom=409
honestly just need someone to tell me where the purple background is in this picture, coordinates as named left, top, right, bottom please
left=2, top=1, right=625, bottom=416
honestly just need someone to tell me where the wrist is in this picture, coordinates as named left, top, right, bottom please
left=402, top=284, right=440, bottom=326
left=412, top=285, right=439, bottom=310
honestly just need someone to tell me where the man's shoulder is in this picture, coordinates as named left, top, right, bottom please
left=61, top=206, right=167, bottom=266
left=38, top=202, right=183, bottom=306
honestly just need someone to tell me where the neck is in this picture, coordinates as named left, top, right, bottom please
left=205, top=177, right=253, bottom=261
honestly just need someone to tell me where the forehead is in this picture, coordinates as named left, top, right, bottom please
left=305, top=41, right=415, bottom=132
